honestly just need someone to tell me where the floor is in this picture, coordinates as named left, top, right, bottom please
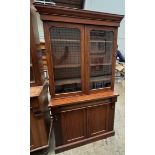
left=32, top=78, right=125, bottom=155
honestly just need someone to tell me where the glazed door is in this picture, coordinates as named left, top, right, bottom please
left=61, top=107, right=87, bottom=144
left=44, top=22, right=85, bottom=97
left=87, top=102, right=109, bottom=137
left=85, top=26, right=117, bottom=93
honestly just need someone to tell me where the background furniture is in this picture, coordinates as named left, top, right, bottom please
left=30, top=10, right=44, bottom=87
left=30, top=6, right=51, bottom=152
left=30, top=84, right=51, bottom=152
left=35, top=3, right=124, bottom=153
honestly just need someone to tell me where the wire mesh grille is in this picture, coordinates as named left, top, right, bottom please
left=89, top=30, right=113, bottom=89
left=50, top=27, right=81, bottom=94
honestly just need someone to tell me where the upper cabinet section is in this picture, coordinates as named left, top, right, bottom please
left=34, top=3, right=124, bottom=97
left=42, top=23, right=116, bottom=97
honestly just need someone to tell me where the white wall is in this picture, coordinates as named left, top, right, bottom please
left=84, top=0, right=125, bottom=55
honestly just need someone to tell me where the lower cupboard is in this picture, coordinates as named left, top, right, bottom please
left=50, top=95, right=117, bottom=153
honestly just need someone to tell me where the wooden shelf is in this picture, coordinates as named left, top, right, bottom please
left=54, top=63, right=111, bottom=69
left=54, top=64, right=80, bottom=69
left=55, top=78, right=81, bottom=86
left=51, top=39, right=80, bottom=42
left=90, top=40, right=112, bottom=43
left=53, top=63, right=111, bottom=69
left=55, top=76, right=111, bottom=86
left=90, top=55, right=105, bottom=57
left=90, top=76, right=111, bottom=82
left=90, top=63, right=111, bottom=66
left=90, top=52, right=105, bottom=54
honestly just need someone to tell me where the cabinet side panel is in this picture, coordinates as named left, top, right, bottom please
left=108, top=102, right=115, bottom=131
left=53, top=112, right=64, bottom=146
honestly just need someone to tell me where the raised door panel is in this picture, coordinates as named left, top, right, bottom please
left=61, top=107, right=87, bottom=144
left=87, top=103, right=109, bottom=137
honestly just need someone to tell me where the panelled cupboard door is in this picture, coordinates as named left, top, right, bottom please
left=45, top=22, right=85, bottom=97
left=84, top=25, right=116, bottom=92
left=61, top=107, right=87, bottom=144
left=87, top=103, right=110, bottom=137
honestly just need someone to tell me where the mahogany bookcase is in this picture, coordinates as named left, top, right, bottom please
left=35, top=3, right=124, bottom=153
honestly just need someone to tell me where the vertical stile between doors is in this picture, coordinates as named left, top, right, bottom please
left=84, top=26, right=90, bottom=94
left=80, top=25, right=85, bottom=94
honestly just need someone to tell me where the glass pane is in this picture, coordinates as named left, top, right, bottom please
left=89, top=30, right=113, bottom=89
left=50, top=27, right=81, bottom=94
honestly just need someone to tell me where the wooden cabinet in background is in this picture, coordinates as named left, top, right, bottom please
left=30, top=10, right=44, bottom=87
left=30, top=7, right=51, bottom=152
left=30, top=83, right=51, bottom=152
left=35, top=3, right=124, bottom=153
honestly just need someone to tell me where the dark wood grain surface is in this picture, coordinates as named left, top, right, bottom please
left=51, top=97, right=117, bottom=153
left=30, top=84, right=51, bottom=152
